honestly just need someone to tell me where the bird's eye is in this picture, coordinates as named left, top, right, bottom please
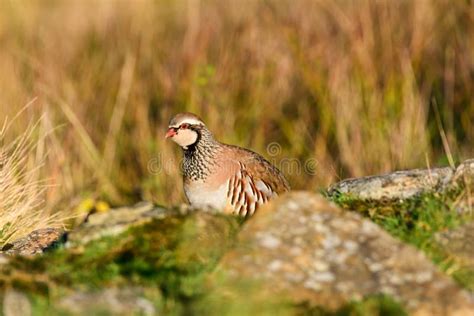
left=180, top=123, right=189, bottom=129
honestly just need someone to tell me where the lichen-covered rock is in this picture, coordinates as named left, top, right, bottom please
left=1, top=228, right=64, bottom=256
left=66, top=202, right=168, bottom=246
left=328, top=159, right=474, bottom=203
left=328, top=166, right=454, bottom=201
left=452, top=159, right=474, bottom=214
left=219, top=192, right=474, bottom=315
left=435, top=222, right=474, bottom=270
left=2, top=289, right=31, bottom=316
left=434, top=221, right=474, bottom=291
left=453, top=159, right=474, bottom=187
left=0, top=207, right=241, bottom=314
left=65, top=202, right=226, bottom=247
left=57, top=287, right=157, bottom=315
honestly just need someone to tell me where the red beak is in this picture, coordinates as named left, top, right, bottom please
left=165, top=128, right=177, bottom=138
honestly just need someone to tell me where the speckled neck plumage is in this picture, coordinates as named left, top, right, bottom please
left=183, top=127, right=221, bottom=181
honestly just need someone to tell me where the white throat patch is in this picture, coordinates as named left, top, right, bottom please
left=171, top=128, right=198, bottom=148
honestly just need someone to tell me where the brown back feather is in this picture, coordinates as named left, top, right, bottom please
left=222, top=144, right=290, bottom=194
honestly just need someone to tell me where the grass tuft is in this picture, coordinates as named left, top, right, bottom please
left=0, top=114, right=65, bottom=245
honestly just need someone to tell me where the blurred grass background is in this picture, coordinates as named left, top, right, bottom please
left=0, top=0, right=472, bottom=213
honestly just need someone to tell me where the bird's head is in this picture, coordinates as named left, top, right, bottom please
left=165, top=112, right=206, bottom=149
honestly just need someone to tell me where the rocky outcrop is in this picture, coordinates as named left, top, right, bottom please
left=0, top=202, right=241, bottom=315
left=57, top=287, right=157, bottom=315
left=0, top=202, right=168, bottom=256
left=0, top=159, right=473, bottom=314
left=453, top=160, right=474, bottom=214
left=328, top=159, right=474, bottom=203
left=66, top=201, right=165, bottom=246
left=66, top=202, right=231, bottom=247
left=328, top=166, right=454, bottom=200
left=454, top=159, right=474, bottom=187
left=3, top=289, right=31, bottom=316
left=219, top=192, right=474, bottom=315
left=435, top=222, right=474, bottom=271
left=1, top=228, right=64, bottom=256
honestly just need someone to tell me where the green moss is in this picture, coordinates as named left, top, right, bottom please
left=301, top=294, right=407, bottom=316
left=327, top=186, right=465, bottom=216
left=453, top=269, right=474, bottom=292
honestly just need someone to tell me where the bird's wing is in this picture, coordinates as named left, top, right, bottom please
left=224, top=146, right=290, bottom=217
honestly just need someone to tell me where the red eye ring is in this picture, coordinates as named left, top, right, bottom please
left=180, top=123, right=189, bottom=129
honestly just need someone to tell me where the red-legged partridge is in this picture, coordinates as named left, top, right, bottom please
left=165, top=112, right=290, bottom=217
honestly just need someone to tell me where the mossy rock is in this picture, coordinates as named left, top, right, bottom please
left=0, top=212, right=240, bottom=314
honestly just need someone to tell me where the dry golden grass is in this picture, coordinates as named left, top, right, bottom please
left=0, top=0, right=472, bottom=211
left=0, top=109, right=64, bottom=244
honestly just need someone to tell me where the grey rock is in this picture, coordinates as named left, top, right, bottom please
left=1, top=228, right=64, bottom=256
left=3, top=289, right=31, bottom=316
left=453, top=160, right=474, bottom=214
left=328, top=166, right=454, bottom=201
left=453, top=159, right=474, bottom=187
left=66, top=202, right=167, bottom=246
left=57, top=287, right=157, bottom=315
left=328, top=159, right=474, bottom=203
left=220, top=192, right=474, bottom=315
left=435, top=221, right=474, bottom=269
left=66, top=201, right=228, bottom=247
